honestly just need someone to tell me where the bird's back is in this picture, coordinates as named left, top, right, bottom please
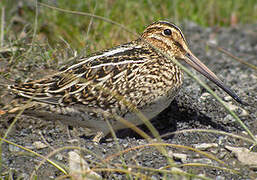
left=9, top=40, right=183, bottom=116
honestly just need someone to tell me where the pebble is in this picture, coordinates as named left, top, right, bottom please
left=217, top=136, right=226, bottom=145
left=85, top=155, right=92, bottom=159
left=216, top=175, right=225, bottom=180
left=210, top=148, right=219, bottom=154
left=224, top=96, right=232, bottom=101
left=55, top=153, right=63, bottom=161
left=193, top=143, right=218, bottom=150
left=224, top=102, right=249, bottom=117
left=168, top=151, right=187, bottom=163
left=170, top=167, right=186, bottom=174
left=67, top=139, right=79, bottom=143
left=199, top=92, right=211, bottom=101
left=225, top=145, right=257, bottom=166
left=217, top=150, right=227, bottom=159
left=193, top=158, right=212, bottom=164
left=224, top=114, right=235, bottom=122
left=105, top=138, right=113, bottom=142
left=68, top=150, right=101, bottom=180
left=32, top=141, right=48, bottom=149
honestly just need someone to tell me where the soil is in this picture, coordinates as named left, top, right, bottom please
left=0, top=22, right=257, bottom=179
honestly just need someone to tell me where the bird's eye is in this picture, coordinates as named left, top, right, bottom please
left=163, top=29, right=172, bottom=36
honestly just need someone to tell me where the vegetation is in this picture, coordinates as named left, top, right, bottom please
left=1, top=0, right=256, bottom=51
left=0, top=0, right=256, bottom=179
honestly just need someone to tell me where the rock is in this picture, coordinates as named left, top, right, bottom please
left=224, top=96, right=232, bottom=101
left=224, top=114, right=235, bottom=122
left=193, top=143, right=218, bottom=150
left=225, top=146, right=257, bottom=166
left=193, top=158, right=213, bottom=164
left=199, top=92, right=211, bottom=101
left=32, top=141, right=48, bottom=149
left=224, top=102, right=249, bottom=117
left=67, top=139, right=79, bottom=143
left=55, top=153, right=63, bottom=161
left=217, top=149, right=227, bottom=159
left=68, top=150, right=101, bottom=180
left=215, top=175, right=225, bottom=180
left=168, top=151, right=187, bottom=163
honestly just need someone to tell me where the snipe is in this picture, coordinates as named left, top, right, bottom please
left=8, top=21, right=244, bottom=140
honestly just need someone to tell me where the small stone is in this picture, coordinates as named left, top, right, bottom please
left=242, top=131, right=248, bottom=135
left=170, top=167, right=185, bottom=173
left=68, top=150, right=101, bottom=180
left=105, top=138, right=113, bottom=142
left=87, top=144, right=94, bottom=150
left=210, top=148, right=219, bottom=154
left=55, top=153, right=63, bottom=161
left=32, top=141, right=48, bottom=149
left=193, top=158, right=212, bottom=164
left=240, top=109, right=249, bottom=116
left=217, top=136, right=226, bottom=145
left=107, top=143, right=113, bottom=148
left=67, top=139, right=79, bottom=143
left=199, top=92, right=211, bottom=101
left=224, top=96, right=232, bottom=101
left=194, top=143, right=218, bottom=150
left=172, top=153, right=187, bottom=163
left=217, top=150, right=227, bottom=159
left=215, top=175, right=225, bottom=180
left=224, top=114, right=235, bottom=122
left=224, top=102, right=249, bottom=117
left=225, top=146, right=257, bottom=166
left=85, top=155, right=92, bottom=159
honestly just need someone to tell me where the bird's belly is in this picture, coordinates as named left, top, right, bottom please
left=42, top=87, right=181, bottom=135
left=113, top=87, right=180, bottom=130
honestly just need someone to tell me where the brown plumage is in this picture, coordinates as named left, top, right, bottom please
left=8, top=21, right=243, bottom=139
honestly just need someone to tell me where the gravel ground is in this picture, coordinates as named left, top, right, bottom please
left=0, top=22, right=257, bottom=179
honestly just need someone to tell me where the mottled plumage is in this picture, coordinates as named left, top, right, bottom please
left=8, top=21, right=243, bottom=139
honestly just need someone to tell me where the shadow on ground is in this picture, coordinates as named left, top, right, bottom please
left=111, top=98, right=228, bottom=140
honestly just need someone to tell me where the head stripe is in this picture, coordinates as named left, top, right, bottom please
left=146, top=21, right=186, bottom=42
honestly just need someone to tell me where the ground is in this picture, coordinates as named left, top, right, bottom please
left=0, top=22, right=257, bottom=179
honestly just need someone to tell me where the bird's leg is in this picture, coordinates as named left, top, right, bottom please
left=92, top=131, right=104, bottom=143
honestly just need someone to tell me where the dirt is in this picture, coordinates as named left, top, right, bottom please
left=0, top=22, right=257, bottom=179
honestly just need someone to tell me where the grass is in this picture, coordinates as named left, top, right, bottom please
left=1, top=0, right=257, bottom=51
left=0, top=0, right=257, bottom=179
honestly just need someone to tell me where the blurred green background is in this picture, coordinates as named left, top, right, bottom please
left=1, top=0, right=256, bottom=52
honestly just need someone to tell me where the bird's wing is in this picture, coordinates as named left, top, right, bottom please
left=9, top=42, right=153, bottom=106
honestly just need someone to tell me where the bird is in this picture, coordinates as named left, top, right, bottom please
left=7, top=21, right=244, bottom=141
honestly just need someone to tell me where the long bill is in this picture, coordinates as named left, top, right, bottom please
left=184, top=51, right=246, bottom=105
